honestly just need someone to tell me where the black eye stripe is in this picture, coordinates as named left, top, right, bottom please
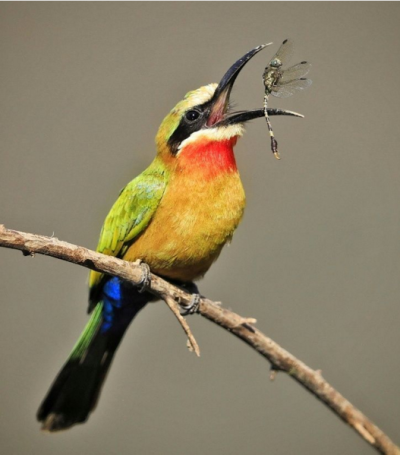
left=168, top=104, right=210, bottom=155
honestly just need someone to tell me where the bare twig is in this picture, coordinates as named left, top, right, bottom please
left=0, top=224, right=398, bottom=455
left=163, top=294, right=200, bottom=356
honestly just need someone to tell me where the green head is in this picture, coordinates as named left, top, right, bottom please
left=156, top=84, right=217, bottom=155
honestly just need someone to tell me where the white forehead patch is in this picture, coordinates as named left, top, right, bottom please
left=184, top=83, right=218, bottom=107
left=177, top=124, right=244, bottom=154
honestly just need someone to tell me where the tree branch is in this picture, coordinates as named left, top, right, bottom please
left=0, top=224, right=398, bottom=455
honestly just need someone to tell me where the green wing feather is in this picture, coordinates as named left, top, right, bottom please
left=88, top=163, right=166, bottom=309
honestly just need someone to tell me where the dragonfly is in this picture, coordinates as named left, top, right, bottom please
left=263, top=39, right=312, bottom=159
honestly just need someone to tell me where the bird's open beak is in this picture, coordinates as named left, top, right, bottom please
left=207, top=43, right=304, bottom=127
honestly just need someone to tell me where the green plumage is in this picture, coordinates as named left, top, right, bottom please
left=88, top=160, right=167, bottom=308
left=69, top=303, right=103, bottom=360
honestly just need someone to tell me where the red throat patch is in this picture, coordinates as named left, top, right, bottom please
left=178, top=136, right=239, bottom=179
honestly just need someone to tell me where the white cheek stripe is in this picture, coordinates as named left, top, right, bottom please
left=177, top=124, right=244, bottom=154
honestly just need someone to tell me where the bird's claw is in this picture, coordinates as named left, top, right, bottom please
left=137, top=261, right=151, bottom=293
left=180, top=293, right=201, bottom=316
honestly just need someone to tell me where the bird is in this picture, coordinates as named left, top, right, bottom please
left=37, top=43, right=302, bottom=432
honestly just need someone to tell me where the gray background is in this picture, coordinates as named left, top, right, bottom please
left=1, top=3, right=399, bottom=454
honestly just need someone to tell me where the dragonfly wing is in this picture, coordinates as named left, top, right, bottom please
left=270, top=85, right=297, bottom=98
left=280, top=62, right=311, bottom=83
left=287, top=78, right=313, bottom=89
left=271, top=78, right=312, bottom=98
left=271, top=38, right=294, bottom=66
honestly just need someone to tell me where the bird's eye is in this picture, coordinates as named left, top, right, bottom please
left=185, top=110, right=200, bottom=122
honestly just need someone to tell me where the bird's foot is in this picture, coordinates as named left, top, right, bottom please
left=136, top=260, right=151, bottom=293
left=180, top=293, right=201, bottom=316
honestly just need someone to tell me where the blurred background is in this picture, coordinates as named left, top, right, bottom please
left=1, top=3, right=399, bottom=454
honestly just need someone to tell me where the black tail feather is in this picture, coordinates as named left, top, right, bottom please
left=37, top=292, right=148, bottom=432
left=38, top=325, right=122, bottom=431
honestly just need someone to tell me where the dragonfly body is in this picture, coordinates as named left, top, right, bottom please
left=263, top=58, right=284, bottom=95
left=263, top=39, right=312, bottom=159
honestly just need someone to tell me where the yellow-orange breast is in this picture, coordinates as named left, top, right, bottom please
left=124, top=137, right=245, bottom=282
